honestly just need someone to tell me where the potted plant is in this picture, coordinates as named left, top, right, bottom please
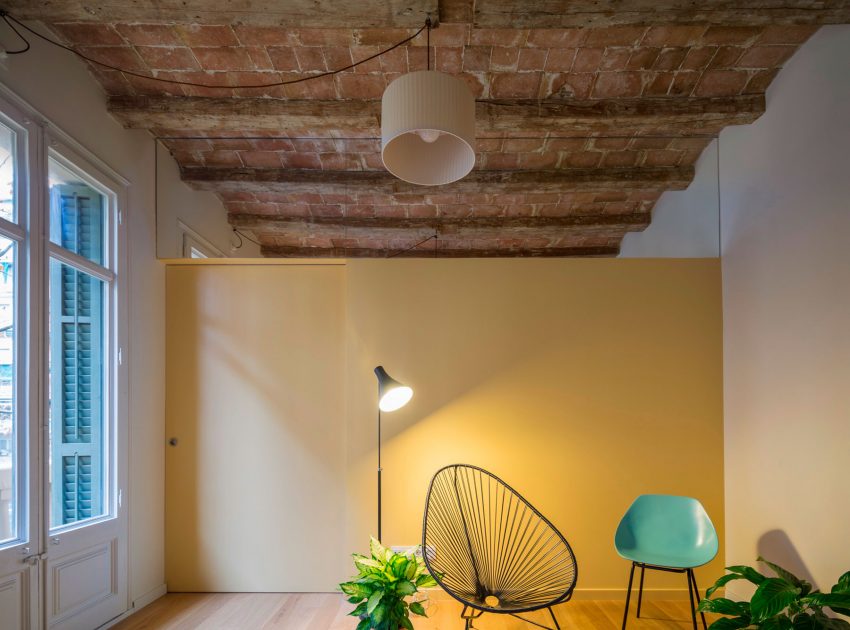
left=340, top=537, right=438, bottom=630
left=698, top=556, right=850, bottom=629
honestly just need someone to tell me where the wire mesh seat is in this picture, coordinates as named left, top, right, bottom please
left=422, top=464, right=578, bottom=629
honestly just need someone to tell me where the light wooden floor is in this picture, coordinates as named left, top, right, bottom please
left=112, top=593, right=717, bottom=629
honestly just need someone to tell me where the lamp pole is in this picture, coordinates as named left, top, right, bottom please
left=377, top=406, right=382, bottom=542
left=373, top=365, right=412, bottom=544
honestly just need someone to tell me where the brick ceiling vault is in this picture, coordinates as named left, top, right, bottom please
left=10, top=1, right=850, bottom=257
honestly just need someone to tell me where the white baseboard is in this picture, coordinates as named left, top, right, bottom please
left=98, top=583, right=168, bottom=629
left=133, top=583, right=168, bottom=610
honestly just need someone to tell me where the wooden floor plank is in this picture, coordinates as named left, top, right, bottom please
left=113, top=593, right=718, bottom=629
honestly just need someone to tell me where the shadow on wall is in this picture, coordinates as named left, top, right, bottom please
left=757, top=529, right=819, bottom=590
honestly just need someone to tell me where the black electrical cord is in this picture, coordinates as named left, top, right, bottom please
left=387, top=233, right=438, bottom=258
left=232, top=228, right=263, bottom=249
left=426, top=16, right=431, bottom=71
left=0, top=12, right=30, bottom=54
left=0, top=11, right=427, bottom=90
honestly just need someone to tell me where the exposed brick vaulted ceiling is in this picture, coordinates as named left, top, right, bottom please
left=10, top=0, right=850, bottom=257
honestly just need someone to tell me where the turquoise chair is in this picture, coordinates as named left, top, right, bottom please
left=614, top=495, right=718, bottom=630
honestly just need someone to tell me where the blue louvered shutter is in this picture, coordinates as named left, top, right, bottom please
left=49, top=185, right=104, bottom=527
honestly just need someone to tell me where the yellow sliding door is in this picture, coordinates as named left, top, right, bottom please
left=165, top=263, right=346, bottom=592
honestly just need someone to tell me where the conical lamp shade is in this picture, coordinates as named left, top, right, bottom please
left=381, top=70, right=476, bottom=186
left=374, top=366, right=413, bottom=412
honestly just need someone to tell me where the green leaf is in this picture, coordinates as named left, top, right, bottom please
left=391, top=555, right=410, bottom=579
left=355, top=558, right=385, bottom=576
left=367, top=589, right=383, bottom=615
left=727, top=565, right=768, bottom=585
left=761, top=617, right=794, bottom=630
left=349, top=602, right=368, bottom=617
left=340, top=582, right=373, bottom=599
left=707, top=573, right=753, bottom=598
left=707, top=617, right=753, bottom=630
left=405, top=558, right=417, bottom=580
left=399, top=615, right=414, bottom=630
left=806, top=592, right=850, bottom=615
left=814, top=611, right=850, bottom=630
left=751, top=578, right=802, bottom=622
left=759, top=557, right=806, bottom=589
left=396, top=580, right=416, bottom=596
left=409, top=601, right=427, bottom=617
left=371, top=602, right=387, bottom=624
left=416, top=574, right=438, bottom=588
left=356, top=618, right=372, bottom=630
left=698, top=597, right=750, bottom=616
left=370, top=537, right=388, bottom=563
left=833, top=573, right=850, bottom=595
left=793, top=613, right=819, bottom=630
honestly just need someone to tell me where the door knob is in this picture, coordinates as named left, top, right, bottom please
left=168, top=437, right=178, bottom=447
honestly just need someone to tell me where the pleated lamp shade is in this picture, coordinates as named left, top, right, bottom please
left=381, top=70, right=476, bottom=186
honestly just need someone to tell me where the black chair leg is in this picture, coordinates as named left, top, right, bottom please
left=548, top=607, right=562, bottom=630
left=689, top=569, right=708, bottom=630
left=686, top=569, right=698, bottom=630
left=636, top=564, right=646, bottom=618
left=622, top=562, right=636, bottom=630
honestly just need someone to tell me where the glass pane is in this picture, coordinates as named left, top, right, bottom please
left=49, top=259, right=106, bottom=529
left=0, top=123, right=15, bottom=223
left=0, top=236, right=17, bottom=543
left=49, top=158, right=105, bottom=265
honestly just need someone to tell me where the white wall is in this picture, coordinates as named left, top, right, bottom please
left=156, top=142, right=261, bottom=259
left=619, top=140, right=720, bottom=258
left=0, top=22, right=246, bottom=606
left=721, top=25, right=850, bottom=595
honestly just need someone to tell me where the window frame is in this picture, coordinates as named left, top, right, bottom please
left=0, top=103, right=32, bottom=549
left=44, top=137, right=127, bottom=535
left=179, top=220, right=224, bottom=259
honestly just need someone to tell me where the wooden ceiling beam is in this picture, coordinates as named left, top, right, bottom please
left=228, top=212, right=651, bottom=232
left=182, top=166, right=694, bottom=194
left=8, top=0, right=849, bottom=26
left=3, top=0, right=437, bottom=27
left=472, top=0, right=850, bottom=28
left=109, top=95, right=763, bottom=135
left=260, top=244, right=621, bottom=258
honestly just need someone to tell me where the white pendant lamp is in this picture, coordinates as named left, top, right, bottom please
left=381, top=67, right=476, bottom=185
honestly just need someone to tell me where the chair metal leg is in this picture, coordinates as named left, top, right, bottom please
left=686, top=569, right=698, bottom=630
left=549, top=606, right=562, bottom=630
left=689, top=569, right=708, bottom=630
left=461, top=605, right=484, bottom=629
left=636, top=564, right=646, bottom=618
left=622, top=562, right=636, bottom=630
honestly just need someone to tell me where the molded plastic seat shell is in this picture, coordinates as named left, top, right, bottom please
left=614, top=494, right=718, bottom=569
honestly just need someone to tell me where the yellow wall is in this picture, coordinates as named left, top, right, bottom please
left=166, top=258, right=724, bottom=595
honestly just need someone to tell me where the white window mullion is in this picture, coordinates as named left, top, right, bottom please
left=0, top=216, right=25, bottom=242
left=46, top=243, right=114, bottom=284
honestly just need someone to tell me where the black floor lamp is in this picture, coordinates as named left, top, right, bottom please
left=373, top=366, right=413, bottom=542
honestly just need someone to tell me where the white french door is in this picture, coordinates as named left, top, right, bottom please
left=0, top=92, right=127, bottom=630
left=0, top=88, right=42, bottom=630
left=42, top=142, right=127, bottom=630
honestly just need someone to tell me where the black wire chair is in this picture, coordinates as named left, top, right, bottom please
left=422, top=464, right=578, bottom=630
